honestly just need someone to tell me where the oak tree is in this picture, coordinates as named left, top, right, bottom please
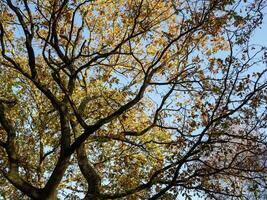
left=0, top=0, right=267, bottom=199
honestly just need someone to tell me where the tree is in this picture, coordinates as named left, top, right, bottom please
left=0, top=0, right=267, bottom=199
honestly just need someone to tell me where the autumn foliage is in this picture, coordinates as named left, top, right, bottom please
left=0, top=0, right=267, bottom=199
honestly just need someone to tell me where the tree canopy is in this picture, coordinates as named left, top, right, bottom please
left=0, top=0, right=267, bottom=199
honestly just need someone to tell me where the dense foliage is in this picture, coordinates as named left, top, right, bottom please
left=0, top=0, right=267, bottom=199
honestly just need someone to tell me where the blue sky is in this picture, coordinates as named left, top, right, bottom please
left=251, top=8, right=267, bottom=46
